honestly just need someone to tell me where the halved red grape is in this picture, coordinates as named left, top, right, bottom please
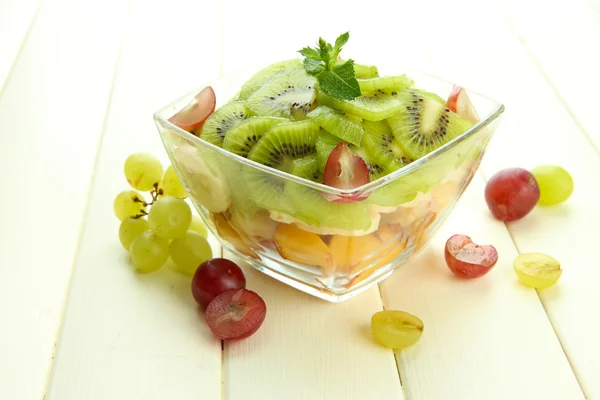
left=168, top=86, right=216, bottom=131
left=205, top=289, right=267, bottom=340
left=446, top=85, right=480, bottom=124
left=485, top=168, right=540, bottom=221
left=191, top=258, right=246, bottom=308
left=444, top=234, right=498, bottom=278
left=322, top=142, right=370, bottom=203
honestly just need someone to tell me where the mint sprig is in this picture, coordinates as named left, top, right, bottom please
left=298, top=32, right=362, bottom=101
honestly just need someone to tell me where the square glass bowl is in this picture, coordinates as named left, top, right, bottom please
left=154, top=68, right=504, bottom=302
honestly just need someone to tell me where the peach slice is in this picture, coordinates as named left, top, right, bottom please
left=212, top=213, right=258, bottom=259
left=273, top=224, right=331, bottom=269
left=328, top=234, right=382, bottom=275
left=344, top=232, right=409, bottom=289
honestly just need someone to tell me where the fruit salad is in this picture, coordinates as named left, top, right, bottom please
left=154, top=32, right=504, bottom=300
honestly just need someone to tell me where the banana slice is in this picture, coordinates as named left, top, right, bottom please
left=173, top=143, right=231, bottom=213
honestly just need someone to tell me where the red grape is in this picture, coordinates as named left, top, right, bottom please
left=322, top=142, right=370, bottom=203
left=484, top=168, right=540, bottom=221
left=168, top=86, right=216, bottom=131
left=205, top=289, right=267, bottom=340
left=191, top=258, right=246, bottom=308
left=445, top=234, right=498, bottom=278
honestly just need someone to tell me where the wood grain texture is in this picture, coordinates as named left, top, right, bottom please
left=223, top=256, right=404, bottom=400
left=0, top=0, right=40, bottom=92
left=44, top=0, right=223, bottom=399
left=413, top=0, right=600, bottom=397
left=499, top=0, right=600, bottom=152
left=0, top=0, right=128, bottom=398
left=381, top=177, right=584, bottom=400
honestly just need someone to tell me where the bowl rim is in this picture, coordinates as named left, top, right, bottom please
left=153, top=69, right=505, bottom=197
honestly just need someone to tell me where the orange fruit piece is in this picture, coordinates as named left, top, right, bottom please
left=329, top=234, right=382, bottom=275
left=212, top=213, right=258, bottom=259
left=273, top=224, right=331, bottom=269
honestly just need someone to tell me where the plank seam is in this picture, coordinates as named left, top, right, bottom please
left=497, top=2, right=600, bottom=158
left=0, top=0, right=44, bottom=100
left=38, top=1, right=133, bottom=398
left=376, top=282, right=405, bottom=393
left=477, top=167, right=588, bottom=398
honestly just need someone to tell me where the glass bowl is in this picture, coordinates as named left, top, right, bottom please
left=154, top=67, right=504, bottom=302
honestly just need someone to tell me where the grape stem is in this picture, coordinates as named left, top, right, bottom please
left=132, top=182, right=163, bottom=219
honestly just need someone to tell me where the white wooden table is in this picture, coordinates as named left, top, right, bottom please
left=1, top=0, right=598, bottom=398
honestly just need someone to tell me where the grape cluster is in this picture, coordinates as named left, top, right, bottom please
left=113, top=152, right=267, bottom=341
left=114, top=152, right=213, bottom=276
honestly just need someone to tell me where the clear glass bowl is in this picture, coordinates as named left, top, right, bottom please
left=154, top=67, right=504, bottom=302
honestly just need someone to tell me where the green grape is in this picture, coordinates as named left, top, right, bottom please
left=119, top=217, right=150, bottom=250
left=530, top=165, right=574, bottom=206
left=162, top=165, right=188, bottom=198
left=371, top=310, right=424, bottom=350
left=130, top=231, right=169, bottom=273
left=189, top=215, right=208, bottom=238
left=124, top=153, right=164, bottom=191
left=514, top=253, right=562, bottom=289
left=148, top=196, right=192, bottom=239
left=169, top=231, right=213, bottom=276
left=113, top=190, right=146, bottom=221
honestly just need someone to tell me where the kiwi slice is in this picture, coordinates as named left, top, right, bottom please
left=284, top=187, right=375, bottom=230
left=198, top=101, right=251, bottom=147
left=289, top=154, right=322, bottom=182
left=358, top=75, right=414, bottom=96
left=316, top=90, right=403, bottom=122
left=350, top=144, right=388, bottom=181
left=244, top=120, right=320, bottom=217
left=361, top=119, right=414, bottom=172
left=307, top=106, right=364, bottom=147
left=238, top=58, right=303, bottom=100
left=316, top=130, right=343, bottom=171
left=223, top=116, right=287, bottom=157
left=284, top=157, right=374, bottom=231
left=387, top=89, right=475, bottom=160
left=336, top=60, right=379, bottom=78
left=246, top=69, right=317, bottom=120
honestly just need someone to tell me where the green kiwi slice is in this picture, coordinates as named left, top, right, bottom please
left=238, top=58, right=304, bottom=100
left=316, top=130, right=343, bottom=171
left=307, top=106, right=364, bottom=147
left=244, top=120, right=320, bottom=217
left=198, top=101, right=251, bottom=147
left=223, top=116, right=287, bottom=157
left=361, top=119, right=414, bottom=172
left=358, top=75, right=414, bottom=96
left=289, top=154, right=322, bottom=182
left=284, top=157, right=374, bottom=231
left=387, top=89, right=475, bottom=160
left=246, top=69, right=317, bottom=120
left=349, top=144, right=389, bottom=181
left=316, top=90, right=403, bottom=122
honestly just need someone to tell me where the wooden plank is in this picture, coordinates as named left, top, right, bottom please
left=223, top=255, right=404, bottom=400
left=408, top=0, right=599, bottom=396
left=381, top=176, right=584, bottom=400
left=0, top=0, right=128, bottom=398
left=44, top=0, right=223, bottom=399
left=219, top=2, right=411, bottom=399
left=0, top=0, right=40, bottom=92
left=499, top=0, right=600, bottom=152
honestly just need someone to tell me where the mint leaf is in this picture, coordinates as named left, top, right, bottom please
left=318, top=37, right=331, bottom=67
left=298, top=32, right=362, bottom=100
left=298, top=47, right=320, bottom=60
left=303, top=58, right=325, bottom=75
left=318, top=60, right=361, bottom=100
left=332, top=32, right=349, bottom=60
